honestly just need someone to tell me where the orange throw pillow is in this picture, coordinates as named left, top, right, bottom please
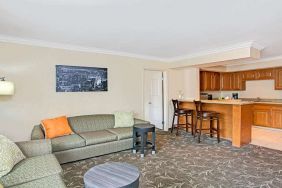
left=41, top=116, right=73, bottom=139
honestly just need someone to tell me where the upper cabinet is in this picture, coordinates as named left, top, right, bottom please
left=200, top=71, right=220, bottom=91
left=243, top=70, right=256, bottom=80
left=211, top=72, right=220, bottom=91
left=220, top=72, right=245, bottom=91
left=232, top=72, right=245, bottom=90
left=255, top=69, right=274, bottom=80
left=200, top=67, right=281, bottom=92
left=242, top=69, right=274, bottom=81
left=275, top=68, right=282, bottom=90
left=220, top=72, right=233, bottom=91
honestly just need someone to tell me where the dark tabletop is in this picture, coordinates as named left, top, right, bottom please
left=134, top=124, right=155, bottom=129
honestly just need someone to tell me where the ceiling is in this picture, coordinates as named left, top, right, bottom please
left=1, top=0, right=282, bottom=62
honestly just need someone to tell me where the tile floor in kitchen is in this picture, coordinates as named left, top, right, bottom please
left=251, top=126, right=282, bottom=151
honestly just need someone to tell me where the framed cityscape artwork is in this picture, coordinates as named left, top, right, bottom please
left=56, top=65, right=108, bottom=92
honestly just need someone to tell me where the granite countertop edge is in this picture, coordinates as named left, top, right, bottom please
left=179, top=99, right=282, bottom=105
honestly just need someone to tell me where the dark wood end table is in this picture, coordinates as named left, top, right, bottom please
left=132, top=124, right=156, bottom=158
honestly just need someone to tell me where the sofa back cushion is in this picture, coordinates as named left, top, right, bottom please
left=68, top=114, right=115, bottom=133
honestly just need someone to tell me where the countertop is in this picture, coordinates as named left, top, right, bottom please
left=240, top=98, right=282, bottom=105
left=179, top=99, right=253, bottom=105
left=179, top=99, right=282, bottom=105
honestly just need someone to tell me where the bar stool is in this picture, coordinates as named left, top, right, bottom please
left=171, top=99, right=194, bottom=135
left=194, top=100, right=220, bottom=143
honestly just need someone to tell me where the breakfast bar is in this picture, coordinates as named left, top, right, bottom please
left=179, top=100, right=254, bottom=147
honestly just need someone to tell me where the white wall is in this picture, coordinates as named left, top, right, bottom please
left=0, top=42, right=166, bottom=141
left=241, top=80, right=282, bottom=99
left=221, top=80, right=282, bottom=99
left=167, top=67, right=199, bottom=127
left=168, top=68, right=200, bottom=100
left=183, top=68, right=200, bottom=100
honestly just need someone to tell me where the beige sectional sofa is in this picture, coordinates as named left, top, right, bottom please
left=0, top=140, right=65, bottom=188
left=31, top=114, right=148, bottom=164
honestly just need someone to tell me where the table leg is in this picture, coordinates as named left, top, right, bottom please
left=141, top=132, right=145, bottom=158
left=132, top=128, right=136, bottom=154
left=152, top=130, right=156, bottom=155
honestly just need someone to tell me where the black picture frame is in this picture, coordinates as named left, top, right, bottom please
left=56, top=65, right=108, bottom=92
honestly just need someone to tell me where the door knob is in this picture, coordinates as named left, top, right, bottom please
left=148, top=102, right=152, bottom=104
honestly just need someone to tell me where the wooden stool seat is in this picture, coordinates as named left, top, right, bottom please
left=175, top=109, right=193, bottom=114
left=197, top=111, right=219, bottom=118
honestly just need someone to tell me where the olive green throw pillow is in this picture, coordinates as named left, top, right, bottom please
left=0, top=135, right=26, bottom=177
left=114, top=111, right=134, bottom=128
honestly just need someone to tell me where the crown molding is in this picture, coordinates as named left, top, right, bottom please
left=0, top=35, right=167, bottom=62
left=0, top=35, right=264, bottom=63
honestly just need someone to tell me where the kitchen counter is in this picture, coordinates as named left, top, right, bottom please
left=180, top=99, right=253, bottom=105
left=180, top=99, right=282, bottom=105
left=241, top=98, right=282, bottom=105
left=201, top=99, right=254, bottom=105
left=179, top=100, right=253, bottom=147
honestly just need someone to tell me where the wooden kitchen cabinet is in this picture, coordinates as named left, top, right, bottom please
left=200, top=67, right=282, bottom=91
left=232, top=72, right=245, bottom=90
left=200, top=71, right=207, bottom=91
left=200, top=71, right=211, bottom=91
left=211, top=72, right=220, bottom=90
left=271, top=108, right=282, bottom=129
left=253, top=105, right=272, bottom=127
left=243, top=70, right=256, bottom=80
left=200, top=71, right=220, bottom=91
left=255, top=68, right=274, bottom=80
left=275, top=68, right=282, bottom=90
left=253, top=104, right=282, bottom=129
left=220, top=72, right=233, bottom=90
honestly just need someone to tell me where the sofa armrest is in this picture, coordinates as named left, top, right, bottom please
left=134, top=118, right=150, bottom=125
left=16, top=139, right=52, bottom=157
left=31, top=125, right=45, bottom=140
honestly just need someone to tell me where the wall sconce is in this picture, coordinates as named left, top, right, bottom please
left=0, top=77, right=15, bottom=95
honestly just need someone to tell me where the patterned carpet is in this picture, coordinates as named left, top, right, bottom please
left=62, top=131, right=282, bottom=188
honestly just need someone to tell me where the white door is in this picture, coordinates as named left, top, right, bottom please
left=144, top=70, right=163, bottom=129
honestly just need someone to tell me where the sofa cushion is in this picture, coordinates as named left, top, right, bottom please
left=68, top=114, right=115, bottom=133
left=114, top=111, right=134, bottom=128
left=0, top=154, right=62, bottom=187
left=10, top=175, right=66, bottom=188
left=0, top=135, right=26, bottom=178
left=107, top=127, right=133, bottom=140
left=79, top=130, right=117, bottom=146
left=41, top=116, right=73, bottom=139
left=51, top=134, right=85, bottom=152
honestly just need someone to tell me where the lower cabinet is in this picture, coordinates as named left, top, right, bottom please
left=253, top=104, right=282, bottom=129
left=254, top=109, right=271, bottom=127
left=271, top=108, right=282, bottom=129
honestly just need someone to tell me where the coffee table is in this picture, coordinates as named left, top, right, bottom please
left=84, top=162, right=140, bottom=188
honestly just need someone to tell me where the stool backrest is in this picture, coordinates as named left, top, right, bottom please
left=194, top=100, right=203, bottom=114
left=172, top=99, right=180, bottom=111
